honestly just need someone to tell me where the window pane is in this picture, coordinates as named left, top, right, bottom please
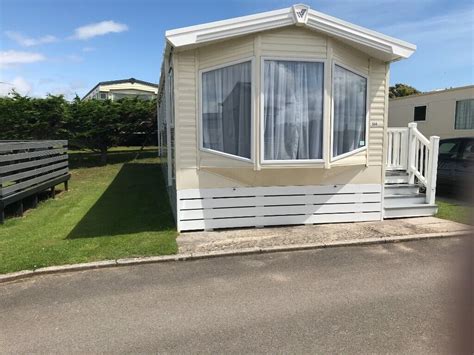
left=202, top=61, right=251, bottom=159
left=414, top=106, right=426, bottom=121
left=333, top=65, right=367, bottom=157
left=264, top=60, right=324, bottom=160
left=455, top=99, right=474, bottom=129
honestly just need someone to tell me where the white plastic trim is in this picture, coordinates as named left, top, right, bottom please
left=165, top=4, right=416, bottom=62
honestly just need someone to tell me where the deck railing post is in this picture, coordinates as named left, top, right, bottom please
left=426, top=136, right=440, bottom=205
left=407, top=122, right=417, bottom=184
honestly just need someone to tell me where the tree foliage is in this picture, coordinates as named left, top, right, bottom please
left=0, top=91, right=157, bottom=164
left=389, top=83, right=421, bottom=99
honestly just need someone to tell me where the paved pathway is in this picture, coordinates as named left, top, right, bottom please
left=1, top=238, right=471, bottom=353
left=178, top=216, right=470, bottom=253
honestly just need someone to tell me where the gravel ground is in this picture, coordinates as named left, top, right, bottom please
left=178, top=217, right=471, bottom=253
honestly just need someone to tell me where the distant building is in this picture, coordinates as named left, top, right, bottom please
left=82, top=78, right=158, bottom=101
left=389, top=85, right=474, bottom=139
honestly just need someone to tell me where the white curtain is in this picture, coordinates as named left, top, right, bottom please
left=264, top=60, right=324, bottom=160
left=202, top=61, right=251, bottom=159
left=455, top=99, right=473, bottom=129
left=333, top=65, right=367, bottom=157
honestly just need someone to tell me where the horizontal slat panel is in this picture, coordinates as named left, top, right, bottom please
left=0, top=148, right=67, bottom=163
left=180, top=192, right=381, bottom=209
left=178, top=184, right=382, bottom=199
left=0, top=161, right=69, bottom=184
left=0, top=140, right=67, bottom=152
left=0, top=154, right=68, bottom=174
left=1, top=168, right=69, bottom=196
left=179, top=212, right=381, bottom=231
left=180, top=203, right=382, bottom=220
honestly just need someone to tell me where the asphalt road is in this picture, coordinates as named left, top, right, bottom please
left=1, top=237, right=472, bottom=354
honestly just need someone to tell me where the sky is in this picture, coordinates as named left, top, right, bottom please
left=0, top=0, right=473, bottom=99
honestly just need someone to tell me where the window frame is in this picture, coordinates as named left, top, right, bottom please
left=260, top=56, right=327, bottom=165
left=198, top=57, right=255, bottom=163
left=330, top=61, right=369, bottom=162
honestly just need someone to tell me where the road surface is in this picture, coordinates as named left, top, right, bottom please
left=1, top=237, right=472, bottom=353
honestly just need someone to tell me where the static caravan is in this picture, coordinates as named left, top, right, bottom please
left=157, top=4, right=441, bottom=232
left=389, top=85, right=474, bottom=139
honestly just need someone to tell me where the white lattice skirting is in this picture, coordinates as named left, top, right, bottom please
left=176, top=184, right=383, bottom=232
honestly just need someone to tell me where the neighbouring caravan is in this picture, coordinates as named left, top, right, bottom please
left=389, top=85, right=474, bottom=139
left=157, top=4, right=440, bottom=232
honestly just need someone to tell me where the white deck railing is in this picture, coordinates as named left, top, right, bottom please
left=386, top=127, right=409, bottom=170
left=386, top=123, right=440, bottom=204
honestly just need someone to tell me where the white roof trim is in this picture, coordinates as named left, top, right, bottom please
left=165, top=4, right=416, bottom=62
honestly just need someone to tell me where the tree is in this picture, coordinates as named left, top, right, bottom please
left=0, top=91, right=69, bottom=140
left=389, top=83, right=421, bottom=99
left=68, top=97, right=122, bottom=165
left=68, top=97, right=157, bottom=164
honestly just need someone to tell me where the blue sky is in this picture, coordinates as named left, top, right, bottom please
left=1, top=0, right=473, bottom=99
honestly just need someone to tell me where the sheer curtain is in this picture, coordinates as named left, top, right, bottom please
left=264, top=60, right=324, bottom=161
left=333, top=65, right=367, bottom=157
left=202, top=61, right=251, bottom=159
left=455, top=99, right=473, bottom=129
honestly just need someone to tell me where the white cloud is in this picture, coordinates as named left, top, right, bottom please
left=5, top=31, right=58, bottom=47
left=0, top=76, right=32, bottom=96
left=71, top=20, right=128, bottom=40
left=0, top=50, right=45, bottom=67
left=82, top=47, right=95, bottom=52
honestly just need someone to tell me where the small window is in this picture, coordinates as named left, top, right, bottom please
left=455, top=99, right=473, bottom=130
left=201, top=61, right=251, bottom=160
left=333, top=64, right=367, bottom=158
left=100, top=93, right=107, bottom=100
left=414, top=105, right=426, bottom=121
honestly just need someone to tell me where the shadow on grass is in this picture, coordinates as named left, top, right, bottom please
left=69, top=148, right=157, bottom=169
left=67, top=162, right=175, bottom=238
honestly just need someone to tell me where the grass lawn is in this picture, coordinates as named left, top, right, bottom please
left=436, top=199, right=473, bottom=225
left=0, top=147, right=177, bottom=274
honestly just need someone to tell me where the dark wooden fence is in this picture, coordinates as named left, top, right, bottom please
left=0, top=140, right=70, bottom=223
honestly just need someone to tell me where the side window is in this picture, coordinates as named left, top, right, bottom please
left=461, top=140, right=474, bottom=161
left=438, top=140, right=461, bottom=158
left=414, top=105, right=426, bottom=121
left=201, top=61, right=252, bottom=160
left=332, top=64, right=367, bottom=158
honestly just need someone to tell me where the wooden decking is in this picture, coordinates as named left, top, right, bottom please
left=0, top=140, right=70, bottom=223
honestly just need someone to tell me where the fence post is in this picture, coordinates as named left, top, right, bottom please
left=407, top=122, right=417, bottom=184
left=426, top=136, right=440, bottom=205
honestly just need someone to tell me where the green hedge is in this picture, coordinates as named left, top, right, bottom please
left=0, top=92, right=157, bottom=163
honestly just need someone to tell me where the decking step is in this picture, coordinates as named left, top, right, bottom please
left=384, top=203, right=438, bottom=218
left=384, top=193, right=426, bottom=207
left=384, top=184, right=419, bottom=195
left=385, top=175, right=409, bottom=184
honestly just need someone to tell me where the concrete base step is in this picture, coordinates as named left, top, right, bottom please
left=384, top=203, right=438, bottom=218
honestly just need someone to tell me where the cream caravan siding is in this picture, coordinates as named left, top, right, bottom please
left=389, top=86, right=474, bottom=139
left=173, top=26, right=389, bottom=190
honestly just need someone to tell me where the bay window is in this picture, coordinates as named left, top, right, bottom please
left=332, top=64, right=367, bottom=158
left=201, top=60, right=252, bottom=160
left=263, top=60, right=324, bottom=161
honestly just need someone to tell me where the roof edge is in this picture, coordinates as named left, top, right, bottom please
left=165, top=4, right=416, bottom=62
